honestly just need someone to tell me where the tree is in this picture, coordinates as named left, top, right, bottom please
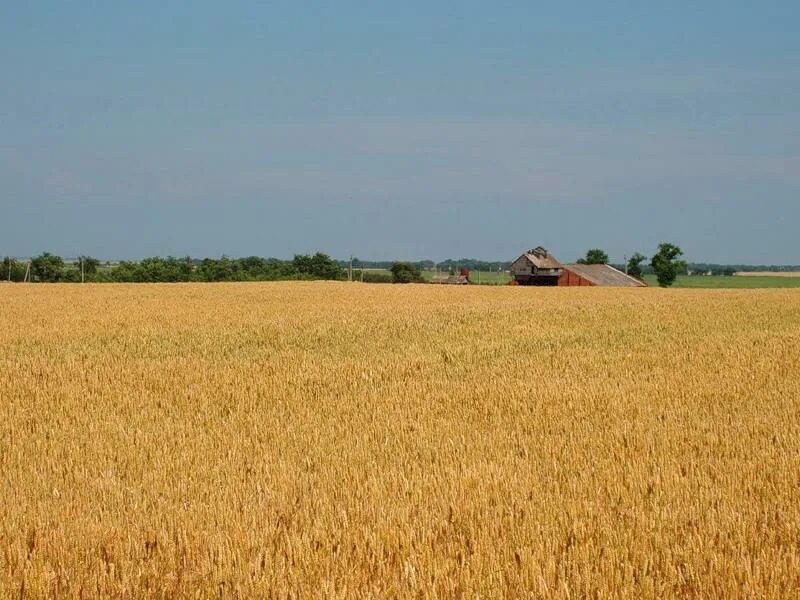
left=292, top=252, right=345, bottom=280
left=78, top=256, right=100, bottom=275
left=31, top=252, right=65, bottom=282
left=110, top=261, right=139, bottom=282
left=577, top=249, right=609, bottom=265
left=73, top=255, right=101, bottom=281
left=1, top=257, right=26, bottom=282
left=309, top=252, right=344, bottom=280
left=626, top=252, right=647, bottom=280
left=650, top=243, right=686, bottom=287
left=390, top=261, right=423, bottom=283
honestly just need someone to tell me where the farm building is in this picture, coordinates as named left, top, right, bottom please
left=431, top=267, right=470, bottom=285
left=559, top=264, right=646, bottom=287
left=511, top=246, right=647, bottom=287
left=509, top=247, right=564, bottom=286
left=431, top=273, right=469, bottom=285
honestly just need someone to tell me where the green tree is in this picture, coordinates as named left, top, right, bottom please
left=626, top=252, right=647, bottom=280
left=1, top=257, right=26, bottom=282
left=309, top=252, right=344, bottom=279
left=109, top=261, right=139, bottom=282
left=293, top=252, right=344, bottom=280
left=578, top=248, right=609, bottom=265
left=78, top=256, right=100, bottom=275
left=650, top=243, right=686, bottom=287
left=73, top=255, right=101, bottom=281
left=138, top=257, right=168, bottom=282
left=199, top=256, right=238, bottom=281
left=390, top=261, right=423, bottom=283
left=31, top=252, right=65, bottom=282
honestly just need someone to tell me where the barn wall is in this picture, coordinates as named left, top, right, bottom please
left=509, top=256, right=532, bottom=278
left=558, top=269, right=595, bottom=287
left=530, top=275, right=560, bottom=286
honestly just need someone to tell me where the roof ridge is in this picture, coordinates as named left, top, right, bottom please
left=562, top=262, right=646, bottom=287
left=603, top=263, right=646, bottom=284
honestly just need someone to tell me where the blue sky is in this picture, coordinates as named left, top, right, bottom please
left=2, top=2, right=798, bottom=263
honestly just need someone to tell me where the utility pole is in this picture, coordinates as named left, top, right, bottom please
left=349, top=255, right=353, bottom=282
left=624, top=255, right=628, bottom=275
left=81, top=256, right=85, bottom=283
left=6, top=257, right=10, bottom=282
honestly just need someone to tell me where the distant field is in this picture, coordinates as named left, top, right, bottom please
left=644, top=274, right=800, bottom=288
left=735, top=271, right=800, bottom=278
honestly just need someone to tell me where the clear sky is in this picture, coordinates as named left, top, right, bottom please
left=2, top=2, right=798, bottom=263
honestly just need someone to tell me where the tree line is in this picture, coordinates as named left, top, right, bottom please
left=1, top=252, right=347, bottom=283
left=5, top=245, right=793, bottom=287
left=342, top=258, right=507, bottom=272
left=1, top=252, right=437, bottom=285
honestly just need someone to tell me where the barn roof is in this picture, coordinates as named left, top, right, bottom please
left=521, top=247, right=563, bottom=269
left=564, top=264, right=647, bottom=287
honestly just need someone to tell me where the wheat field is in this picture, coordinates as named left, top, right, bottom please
left=1, top=283, right=799, bottom=598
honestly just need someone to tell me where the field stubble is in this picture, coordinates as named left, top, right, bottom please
left=1, top=283, right=799, bottom=598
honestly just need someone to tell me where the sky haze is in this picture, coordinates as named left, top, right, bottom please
left=2, top=2, right=799, bottom=263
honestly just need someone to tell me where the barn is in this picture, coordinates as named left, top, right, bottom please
left=510, top=246, right=647, bottom=287
left=509, top=247, right=564, bottom=286
left=431, top=274, right=469, bottom=285
left=559, top=263, right=646, bottom=287
left=431, top=267, right=470, bottom=285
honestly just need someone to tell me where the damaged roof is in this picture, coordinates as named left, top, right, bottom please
left=522, top=247, right=563, bottom=269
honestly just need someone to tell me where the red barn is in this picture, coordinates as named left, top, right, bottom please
left=559, top=264, right=646, bottom=287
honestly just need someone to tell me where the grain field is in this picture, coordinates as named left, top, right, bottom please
left=1, top=283, right=799, bottom=598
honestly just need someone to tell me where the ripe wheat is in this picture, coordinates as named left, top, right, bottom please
left=1, top=283, right=799, bottom=597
